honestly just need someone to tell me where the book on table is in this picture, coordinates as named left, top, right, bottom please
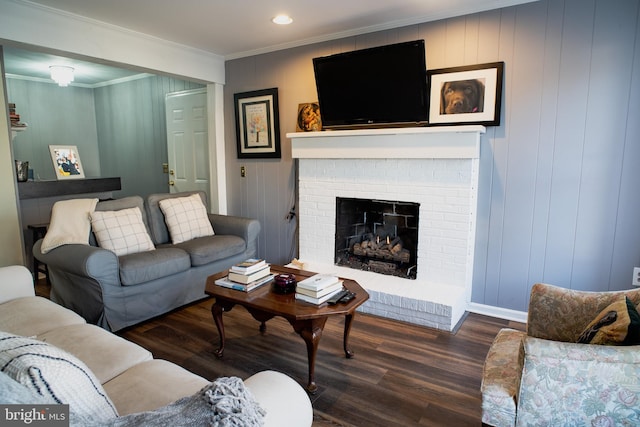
left=230, top=258, right=267, bottom=275
left=296, top=273, right=341, bottom=291
left=295, top=287, right=344, bottom=305
left=295, top=280, right=344, bottom=298
left=214, top=273, right=275, bottom=292
left=228, top=265, right=271, bottom=284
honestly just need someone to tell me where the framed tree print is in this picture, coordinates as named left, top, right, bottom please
left=234, top=88, right=281, bottom=158
left=427, top=62, right=504, bottom=126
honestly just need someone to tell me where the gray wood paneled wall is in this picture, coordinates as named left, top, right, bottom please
left=224, top=0, right=640, bottom=312
left=94, top=76, right=204, bottom=198
left=9, top=80, right=100, bottom=180
left=8, top=75, right=203, bottom=199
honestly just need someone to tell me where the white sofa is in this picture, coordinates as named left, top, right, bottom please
left=0, top=265, right=313, bottom=426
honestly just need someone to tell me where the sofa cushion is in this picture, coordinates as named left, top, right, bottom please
left=159, top=193, right=215, bottom=244
left=577, top=296, right=640, bottom=345
left=516, top=336, right=640, bottom=426
left=0, top=331, right=118, bottom=421
left=40, top=198, right=98, bottom=254
left=90, top=207, right=156, bottom=256
left=0, top=296, right=85, bottom=337
left=173, top=234, right=247, bottom=267
left=37, top=324, right=152, bottom=384
left=103, top=359, right=209, bottom=416
left=119, top=248, right=191, bottom=286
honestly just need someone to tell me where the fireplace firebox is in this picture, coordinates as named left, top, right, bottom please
left=335, top=197, right=419, bottom=279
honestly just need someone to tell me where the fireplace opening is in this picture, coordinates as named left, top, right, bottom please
left=335, top=197, right=419, bottom=279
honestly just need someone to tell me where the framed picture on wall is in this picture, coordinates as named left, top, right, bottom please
left=234, top=88, right=281, bottom=158
left=427, top=62, right=504, bottom=126
left=49, top=145, right=85, bottom=179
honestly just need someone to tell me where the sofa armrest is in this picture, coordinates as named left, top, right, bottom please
left=0, top=265, right=35, bottom=303
left=208, top=214, right=260, bottom=245
left=33, top=239, right=121, bottom=287
left=244, top=371, right=313, bottom=427
left=481, top=328, right=526, bottom=427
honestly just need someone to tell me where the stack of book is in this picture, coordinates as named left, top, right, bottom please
left=295, top=273, right=344, bottom=305
left=8, top=103, right=26, bottom=128
left=214, top=259, right=274, bottom=292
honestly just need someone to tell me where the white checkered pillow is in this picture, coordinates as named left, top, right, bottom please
left=90, top=207, right=155, bottom=256
left=0, top=331, right=118, bottom=421
left=158, top=194, right=215, bottom=244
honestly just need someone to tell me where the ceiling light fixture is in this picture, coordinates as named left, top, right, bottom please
left=272, top=14, right=293, bottom=25
left=49, top=65, right=75, bottom=87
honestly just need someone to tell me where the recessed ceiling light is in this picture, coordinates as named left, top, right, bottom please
left=272, top=14, right=293, bottom=25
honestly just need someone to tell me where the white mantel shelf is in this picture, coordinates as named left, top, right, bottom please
left=288, top=125, right=485, bottom=160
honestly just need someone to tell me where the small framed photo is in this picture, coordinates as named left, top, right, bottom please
left=427, top=62, right=504, bottom=126
left=234, top=88, right=281, bottom=158
left=296, top=102, right=322, bottom=132
left=49, top=145, right=85, bottom=179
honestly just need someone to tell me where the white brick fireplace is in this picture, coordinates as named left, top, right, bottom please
left=288, top=126, right=484, bottom=331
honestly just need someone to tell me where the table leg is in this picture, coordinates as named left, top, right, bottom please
left=211, top=300, right=235, bottom=358
left=289, top=317, right=327, bottom=394
left=246, top=308, right=275, bottom=334
left=344, top=312, right=355, bottom=358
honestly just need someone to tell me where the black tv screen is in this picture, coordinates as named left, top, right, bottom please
left=313, top=40, right=428, bottom=129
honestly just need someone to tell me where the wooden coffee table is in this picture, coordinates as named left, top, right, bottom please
left=205, top=265, right=369, bottom=393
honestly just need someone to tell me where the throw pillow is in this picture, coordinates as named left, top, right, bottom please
left=0, top=331, right=118, bottom=421
left=90, top=207, right=155, bottom=256
left=577, top=296, right=640, bottom=345
left=158, top=194, right=214, bottom=244
left=40, top=198, right=99, bottom=254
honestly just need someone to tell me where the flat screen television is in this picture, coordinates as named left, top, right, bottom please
left=312, top=40, right=429, bottom=130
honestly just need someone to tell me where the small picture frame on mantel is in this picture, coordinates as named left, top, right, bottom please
left=49, top=145, right=85, bottom=179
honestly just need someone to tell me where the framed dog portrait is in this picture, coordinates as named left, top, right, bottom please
left=234, top=88, right=281, bottom=159
left=427, top=62, right=504, bottom=126
left=49, top=145, right=85, bottom=179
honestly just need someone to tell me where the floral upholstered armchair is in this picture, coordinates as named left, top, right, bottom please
left=481, top=283, right=640, bottom=427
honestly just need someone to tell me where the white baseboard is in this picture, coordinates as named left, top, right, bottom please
left=466, top=302, right=527, bottom=324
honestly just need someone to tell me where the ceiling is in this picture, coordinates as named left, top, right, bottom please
left=2, top=0, right=536, bottom=86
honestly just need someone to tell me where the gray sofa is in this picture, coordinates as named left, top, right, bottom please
left=34, top=191, right=260, bottom=332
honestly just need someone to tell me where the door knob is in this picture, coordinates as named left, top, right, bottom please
left=169, top=180, right=175, bottom=186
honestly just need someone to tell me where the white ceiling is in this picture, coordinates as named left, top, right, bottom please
left=3, top=0, right=536, bottom=85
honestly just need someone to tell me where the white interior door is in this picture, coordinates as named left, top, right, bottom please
left=165, top=88, right=210, bottom=199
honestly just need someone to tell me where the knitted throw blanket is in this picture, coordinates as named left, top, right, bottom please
left=77, top=377, right=266, bottom=427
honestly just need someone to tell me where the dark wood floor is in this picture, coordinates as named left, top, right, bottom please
left=36, top=280, right=524, bottom=426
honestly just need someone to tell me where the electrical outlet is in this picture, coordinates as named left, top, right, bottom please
left=633, top=267, right=640, bottom=287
